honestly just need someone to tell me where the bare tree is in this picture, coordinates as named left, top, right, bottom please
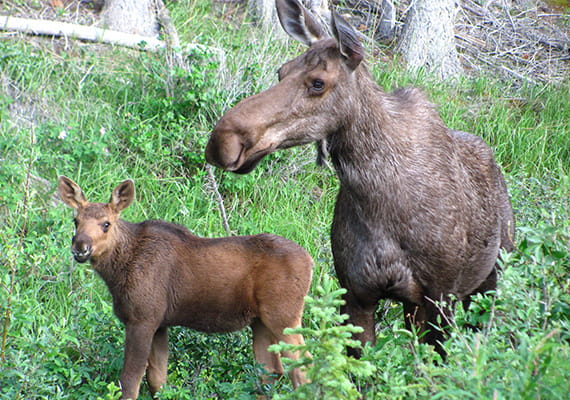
left=395, top=0, right=462, bottom=79
left=101, top=0, right=159, bottom=37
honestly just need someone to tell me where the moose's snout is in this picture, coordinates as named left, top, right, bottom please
left=204, top=136, right=226, bottom=169
left=206, top=128, right=246, bottom=171
left=206, top=105, right=265, bottom=172
left=71, top=235, right=92, bottom=263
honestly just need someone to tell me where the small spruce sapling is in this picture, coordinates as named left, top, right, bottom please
left=269, top=285, right=376, bottom=400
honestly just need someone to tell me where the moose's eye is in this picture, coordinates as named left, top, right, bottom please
left=309, top=79, right=325, bottom=95
left=102, top=221, right=111, bottom=232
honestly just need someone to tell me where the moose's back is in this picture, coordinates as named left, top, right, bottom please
left=108, top=221, right=312, bottom=332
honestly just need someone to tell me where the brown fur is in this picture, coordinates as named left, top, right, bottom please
left=57, top=176, right=312, bottom=399
left=205, top=0, right=515, bottom=358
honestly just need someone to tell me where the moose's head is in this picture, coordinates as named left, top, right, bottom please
left=58, top=176, right=135, bottom=263
left=205, top=0, right=364, bottom=173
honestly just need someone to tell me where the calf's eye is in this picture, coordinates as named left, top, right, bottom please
left=102, top=221, right=111, bottom=232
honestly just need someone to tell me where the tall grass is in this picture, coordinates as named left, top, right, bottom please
left=1, top=0, right=569, bottom=398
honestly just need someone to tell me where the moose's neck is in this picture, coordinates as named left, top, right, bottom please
left=328, top=66, right=449, bottom=198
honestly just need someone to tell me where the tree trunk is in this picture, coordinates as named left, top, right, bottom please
left=101, top=0, right=159, bottom=37
left=250, top=0, right=281, bottom=32
left=249, top=0, right=330, bottom=35
left=395, top=0, right=462, bottom=79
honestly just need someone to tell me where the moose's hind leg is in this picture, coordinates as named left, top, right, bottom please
left=423, top=299, right=451, bottom=359
left=404, top=298, right=451, bottom=359
left=463, top=266, right=497, bottom=313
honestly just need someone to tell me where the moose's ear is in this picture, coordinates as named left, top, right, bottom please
left=109, top=180, right=135, bottom=213
left=276, top=0, right=326, bottom=46
left=57, top=176, right=88, bottom=210
left=331, top=9, right=364, bottom=70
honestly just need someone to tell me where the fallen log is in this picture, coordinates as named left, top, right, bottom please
left=0, top=15, right=165, bottom=50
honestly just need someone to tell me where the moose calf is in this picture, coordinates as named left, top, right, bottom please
left=57, top=176, right=313, bottom=399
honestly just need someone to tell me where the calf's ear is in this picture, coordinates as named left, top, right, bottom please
left=58, top=176, right=87, bottom=210
left=109, top=180, right=135, bottom=214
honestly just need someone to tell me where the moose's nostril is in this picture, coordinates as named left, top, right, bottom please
left=205, top=140, right=221, bottom=167
left=71, top=244, right=92, bottom=263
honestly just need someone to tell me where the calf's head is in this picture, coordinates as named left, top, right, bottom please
left=57, top=176, right=135, bottom=263
left=205, top=0, right=364, bottom=173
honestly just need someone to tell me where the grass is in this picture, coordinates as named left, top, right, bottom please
left=1, top=0, right=569, bottom=398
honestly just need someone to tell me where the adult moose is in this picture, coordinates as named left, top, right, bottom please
left=57, top=176, right=312, bottom=399
left=205, top=0, right=515, bottom=358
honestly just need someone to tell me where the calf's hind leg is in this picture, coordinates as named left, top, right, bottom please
left=253, top=316, right=309, bottom=388
left=251, top=319, right=284, bottom=384
left=146, top=327, right=169, bottom=396
left=271, top=326, right=308, bottom=388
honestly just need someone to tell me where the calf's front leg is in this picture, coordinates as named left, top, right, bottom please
left=146, top=327, right=169, bottom=397
left=119, top=322, right=157, bottom=400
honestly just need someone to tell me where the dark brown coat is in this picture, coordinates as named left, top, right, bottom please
left=57, top=176, right=312, bottom=399
left=205, top=0, right=514, bottom=357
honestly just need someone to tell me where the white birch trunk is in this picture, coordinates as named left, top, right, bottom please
left=101, top=0, right=159, bottom=37
left=395, top=0, right=462, bottom=79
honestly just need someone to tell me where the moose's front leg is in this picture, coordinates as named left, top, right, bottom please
left=120, top=322, right=157, bottom=400
left=341, top=290, right=376, bottom=359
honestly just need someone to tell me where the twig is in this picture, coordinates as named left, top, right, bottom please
left=150, top=1, right=231, bottom=234
left=500, top=65, right=536, bottom=84
left=206, top=165, right=231, bottom=235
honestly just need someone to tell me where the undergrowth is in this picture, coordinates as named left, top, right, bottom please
left=1, top=0, right=568, bottom=398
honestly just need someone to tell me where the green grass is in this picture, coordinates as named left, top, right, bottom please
left=1, top=0, right=569, bottom=398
